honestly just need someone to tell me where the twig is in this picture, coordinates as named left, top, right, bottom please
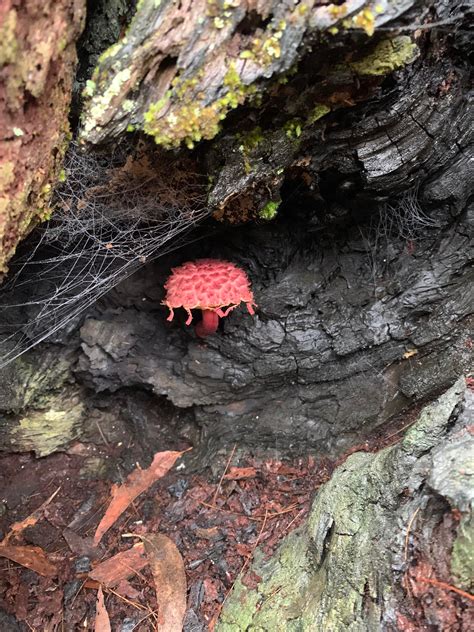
left=284, top=507, right=306, bottom=533
left=69, top=579, right=87, bottom=607
left=2, top=486, right=61, bottom=544
left=212, top=445, right=236, bottom=506
left=418, top=577, right=474, bottom=602
left=384, top=418, right=419, bottom=442
left=130, top=609, right=160, bottom=631
left=199, top=500, right=300, bottom=521
left=257, top=585, right=283, bottom=611
left=377, top=17, right=466, bottom=32
left=404, top=506, right=421, bottom=563
left=95, top=419, right=109, bottom=446
left=105, top=586, right=148, bottom=611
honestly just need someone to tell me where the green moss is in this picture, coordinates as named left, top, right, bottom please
left=207, top=0, right=239, bottom=25
left=173, top=73, right=201, bottom=99
left=240, top=126, right=264, bottom=152
left=349, top=36, right=418, bottom=76
left=143, top=61, right=256, bottom=149
left=237, top=126, right=264, bottom=172
left=308, top=103, right=331, bottom=124
left=276, top=63, right=299, bottom=85
left=451, top=514, right=474, bottom=591
left=83, top=79, right=96, bottom=97
left=284, top=118, right=303, bottom=139
left=38, top=208, right=52, bottom=221
left=259, top=200, right=279, bottom=221
left=350, top=7, right=376, bottom=36
left=222, top=0, right=240, bottom=9
left=97, top=41, right=124, bottom=65
left=328, top=4, right=348, bottom=20
left=249, top=19, right=287, bottom=66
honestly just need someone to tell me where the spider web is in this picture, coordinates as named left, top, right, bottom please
left=359, top=185, right=441, bottom=292
left=0, top=143, right=211, bottom=368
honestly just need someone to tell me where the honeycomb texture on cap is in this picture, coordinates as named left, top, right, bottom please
left=163, top=259, right=256, bottom=324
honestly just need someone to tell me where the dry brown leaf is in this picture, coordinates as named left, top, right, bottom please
left=2, top=487, right=61, bottom=545
left=144, top=534, right=186, bottom=632
left=95, top=586, right=111, bottom=632
left=89, top=543, right=148, bottom=587
left=224, top=466, right=258, bottom=480
left=115, top=579, right=142, bottom=600
left=0, top=543, right=57, bottom=577
left=194, top=526, right=221, bottom=540
left=63, top=528, right=99, bottom=559
left=93, top=450, right=184, bottom=546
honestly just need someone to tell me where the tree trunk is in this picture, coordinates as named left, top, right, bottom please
left=0, top=0, right=86, bottom=278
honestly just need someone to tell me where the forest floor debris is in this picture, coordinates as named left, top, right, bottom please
left=0, top=400, right=471, bottom=630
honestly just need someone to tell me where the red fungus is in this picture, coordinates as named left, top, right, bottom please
left=163, top=259, right=256, bottom=337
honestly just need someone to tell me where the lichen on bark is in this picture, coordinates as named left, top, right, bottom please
left=78, top=0, right=415, bottom=149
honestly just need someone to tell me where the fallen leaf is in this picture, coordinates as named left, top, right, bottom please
left=84, top=579, right=101, bottom=589
left=2, top=487, right=61, bottom=545
left=89, top=543, right=148, bottom=587
left=115, top=579, right=141, bottom=600
left=63, top=528, right=99, bottom=559
left=114, top=579, right=142, bottom=601
left=203, top=577, right=219, bottom=602
left=93, top=450, right=184, bottom=545
left=95, top=586, right=111, bottom=632
left=402, top=349, right=418, bottom=359
left=224, top=466, right=258, bottom=480
left=194, top=526, right=221, bottom=540
left=0, top=543, right=57, bottom=577
left=144, top=534, right=186, bottom=632
left=235, top=543, right=252, bottom=557
left=14, top=582, right=29, bottom=620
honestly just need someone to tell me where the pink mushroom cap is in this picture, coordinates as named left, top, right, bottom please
left=163, top=259, right=256, bottom=329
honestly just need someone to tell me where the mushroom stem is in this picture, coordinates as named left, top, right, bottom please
left=196, top=310, right=219, bottom=337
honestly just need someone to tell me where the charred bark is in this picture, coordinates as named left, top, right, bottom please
left=0, top=0, right=472, bottom=463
